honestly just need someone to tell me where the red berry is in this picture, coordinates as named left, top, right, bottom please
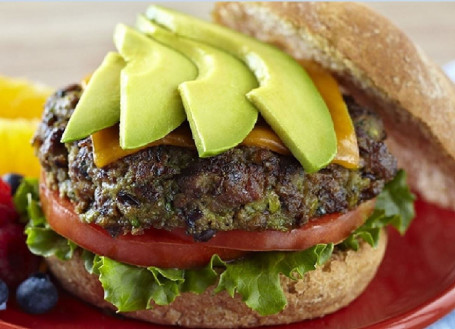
left=0, top=180, right=12, bottom=206
left=0, top=222, right=40, bottom=287
left=0, top=179, right=19, bottom=227
left=0, top=178, right=40, bottom=288
left=0, top=204, right=18, bottom=227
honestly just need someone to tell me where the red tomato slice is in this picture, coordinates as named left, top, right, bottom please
left=40, top=180, right=374, bottom=268
left=40, top=182, right=247, bottom=268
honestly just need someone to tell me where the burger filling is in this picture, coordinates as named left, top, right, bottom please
left=33, top=85, right=397, bottom=240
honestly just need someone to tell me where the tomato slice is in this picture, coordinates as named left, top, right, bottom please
left=40, top=183, right=247, bottom=268
left=40, top=180, right=374, bottom=268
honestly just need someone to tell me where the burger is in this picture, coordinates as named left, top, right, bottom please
left=22, top=2, right=455, bottom=328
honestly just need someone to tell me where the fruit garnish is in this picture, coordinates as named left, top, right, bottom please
left=0, top=178, right=40, bottom=287
left=0, top=179, right=12, bottom=207
left=0, top=179, right=16, bottom=227
left=0, top=221, right=39, bottom=287
left=2, top=173, right=24, bottom=196
left=0, top=205, right=16, bottom=228
left=0, top=76, right=52, bottom=120
left=0, top=75, right=53, bottom=177
left=16, top=273, right=58, bottom=314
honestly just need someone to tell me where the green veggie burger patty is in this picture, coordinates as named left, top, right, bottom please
left=33, top=85, right=397, bottom=239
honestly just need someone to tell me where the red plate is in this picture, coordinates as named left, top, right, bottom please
left=1, top=198, right=455, bottom=329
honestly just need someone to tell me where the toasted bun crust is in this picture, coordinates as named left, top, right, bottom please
left=213, top=2, right=455, bottom=210
left=47, top=229, right=386, bottom=328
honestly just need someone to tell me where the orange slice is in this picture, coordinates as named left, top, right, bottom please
left=0, top=75, right=53, bottom=177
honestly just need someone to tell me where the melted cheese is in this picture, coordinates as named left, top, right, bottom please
left=301, top=61, right=359, bottom=169
left=92, top=123, right=289, bottom=167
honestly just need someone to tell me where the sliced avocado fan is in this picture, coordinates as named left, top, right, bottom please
left=143, top=6, right=337, bottom=173
left=137, top=16, right=258, bottom=157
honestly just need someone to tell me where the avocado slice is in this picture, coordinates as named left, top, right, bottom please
left=137, top=16, right=258, bottom=157
left=114, top=24, right=197, bottom=149
left=143, top=6, right=337, bottom=172
left=61, top=52, right=125, bottom=143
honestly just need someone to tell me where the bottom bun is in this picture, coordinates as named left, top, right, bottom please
left=47, top=229, right=387, bottom=328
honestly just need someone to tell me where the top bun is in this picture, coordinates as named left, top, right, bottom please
left=213, top=2, right=455, bottom=210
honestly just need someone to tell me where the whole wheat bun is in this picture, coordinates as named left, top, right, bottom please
left=213, top=2, right=455, bottom=210
left=46, top=229, right=386, bottom=328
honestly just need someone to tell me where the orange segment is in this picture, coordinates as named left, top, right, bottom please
left=0, top=76, right=53, bottom=119
left=0, top=118, right=41, bottom=177
left=0, top=75, right=53, bottom=177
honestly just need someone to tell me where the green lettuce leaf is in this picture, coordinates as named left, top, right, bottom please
left=76, top=245, right=334, bottom=315
left=26, top=226, right=77, bottom=260
left=13, top=177, right=40, bottom=224
left=215, top=244, right=334, bottom=315
left=342, top=170, right=415, bottom=250
left=92, top=256, right=219, bottom=312
left=21, top=170, right=415, bottom=316
left=98, top=258, right=168, bottom=311
left=375, top=169, right=415, bottom=234
left=81, top=249, right=99, bottom=274
left=180, top=255, right=221, bottom=294
left=19, top=182, right=76, bottom=261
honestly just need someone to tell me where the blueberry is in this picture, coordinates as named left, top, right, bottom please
left=2, top=173, right=24, bottom=196
left=16, top=273, right=58, bottom=314
left=0, top=279, right=8, bottom=310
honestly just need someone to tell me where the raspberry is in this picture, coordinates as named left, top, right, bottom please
left=0, top=177, right=19, bottom=227
left=0, top=222, right=40, bottom=287
left=0, top=177, right=39, bottom=288
left=0, top=180, right=12, bottom=207
left=0, top=177, right=40, bottom=288
left=0, top=204, right=17, bottom=227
